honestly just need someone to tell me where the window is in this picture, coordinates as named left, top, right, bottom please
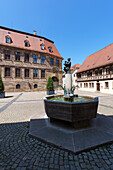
left=95, top=70, right=98, bottom=76
left=15, top=68, right=20, bottom=78
left=6, top=36, right=11, bottom=44
left=77, top=74, right=81, bottom=78
left=80, top=83, right=82, bottom=88
left=106, top=68, right=110, bottom=75
left=33, top=55, right=37, bottom=63
left=84, top=83, right=88, bottom=88
left=25, top=40, right=30, bottom=47
left=48, top=47, right=52, bottom=52
left=89, top=83, right=91, bottom=88
left=4, top=50, right=10, bottom=60
left=34, top=84, right=38, bottom=88
left=87, top=72, right=92, bottom=77
left=112, top=67, right=113, bottom=74
left=50, top=58, right=54, bottom=65
left=41, top=56, right=45, bottom=64
left=33, top=69, right=38, bottom=78
left=15, top=52, right=20, bottom=61
left=105, top=82, right=109, bottom=89
left=24, top=53, right=29, bottom=62
left=25, top=69, right=29, bottom=78
left=41, top=44, right=44, bottom=50
left=16, top=84, right=20, bottom=89
left=56, top=59, right=59, bottom=66
left=41, top=70, right=45, bottom=78
left=98, top=70, right=102, bottom=75
left=5, top=68, right=10, bottom=77
left=92, top=83, right=94, bottom=88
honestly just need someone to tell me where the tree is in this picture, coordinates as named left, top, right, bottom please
left=0, top=74, right=4, bottom=92
left=46, top=77, right=54, bottom=91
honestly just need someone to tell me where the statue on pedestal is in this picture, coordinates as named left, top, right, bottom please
left=63, top=58, right=75, bottom=97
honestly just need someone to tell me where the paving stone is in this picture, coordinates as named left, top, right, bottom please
left=1, top=91, right=113, bottom=169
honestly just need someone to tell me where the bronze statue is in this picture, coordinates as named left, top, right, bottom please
left=64, top=58, right=71, bottom=74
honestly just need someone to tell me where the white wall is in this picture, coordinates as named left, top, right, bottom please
left=72, top=69, right=79, bottom=87
left=78, top=81, right=96, bottom=92
left=78, top=80, right=113, bottom=94
left=100, top=80, right=113, bottom=94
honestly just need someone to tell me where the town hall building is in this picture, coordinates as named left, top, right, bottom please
left=0, top=26, right=63, bottom=91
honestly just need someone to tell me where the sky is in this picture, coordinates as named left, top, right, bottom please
left=1, top=0, right=113, bottom=67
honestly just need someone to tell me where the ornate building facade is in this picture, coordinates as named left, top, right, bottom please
left=77, top=43, right=113, bottom=94
left=0, top=26, right=63, bottom=91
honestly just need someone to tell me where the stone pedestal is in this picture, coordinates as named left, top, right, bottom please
left=65, top=73, right=72, bottom=92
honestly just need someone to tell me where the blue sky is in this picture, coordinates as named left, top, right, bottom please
left=1, top=0, right=113, bottom=67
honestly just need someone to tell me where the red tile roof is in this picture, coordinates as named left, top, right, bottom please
left=77, top=43, right=113, bottom=73
left=70, top=64, right=81, bottom=73
left=0, top=26, right=63, bottom=59
left=71, top=63, right=81, bottom=70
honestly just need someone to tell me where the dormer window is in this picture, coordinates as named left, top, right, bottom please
left=6, top=36, right=12, bottom=44
left=48, top=47, right=52, bottom=53
left=41, top=44, right=45, bottom=50
left=108, top=57, right=111, bottom=60
left=24, top=40, right=30, bottom=47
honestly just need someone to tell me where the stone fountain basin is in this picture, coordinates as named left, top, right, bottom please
left=44, top=95, right=98, bottom=128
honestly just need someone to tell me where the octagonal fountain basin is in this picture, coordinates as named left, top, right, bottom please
left=44, top=95, right=98, bottom=129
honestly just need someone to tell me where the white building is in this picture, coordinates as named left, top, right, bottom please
left=71, top=64, right=81, bottom=87
left=77, top=43, right=113, bottom=94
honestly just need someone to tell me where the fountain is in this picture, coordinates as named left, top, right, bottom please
left=29, top=58, right=113, bottom=153
left=44, top=58, right=98, bottom=129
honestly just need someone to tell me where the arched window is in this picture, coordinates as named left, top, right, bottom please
left=24, top=40, right=30, bottom=47
left=16, top=84, right=20, bottom=89
left=34, top=84, right=38, bottom=88
left=6, top=36, right=12, bottom=44
left=52, top=76, right=59, bottom=82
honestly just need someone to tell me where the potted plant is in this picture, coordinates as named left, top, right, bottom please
left=0, top=74, right=5, bottom=98
left=46, top=77, right=54, bottom=95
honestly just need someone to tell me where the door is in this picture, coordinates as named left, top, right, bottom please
left=97, top=83, right=100, bottom=91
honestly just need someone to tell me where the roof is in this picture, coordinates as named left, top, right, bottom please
left=0, top=26, right=63, bottom=59
left=70, top=64, right=81, bottom=70
left=70, top=64, right=81, bottom=73
left=77, top=43, right=113, bottom=73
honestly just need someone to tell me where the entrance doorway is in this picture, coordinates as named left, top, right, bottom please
left=97, top=82, right=100, bottom=91
left=52, top=76, right=59, bottom=88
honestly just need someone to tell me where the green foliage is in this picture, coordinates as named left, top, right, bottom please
left=0, top=74, right=4, bottom=92
left=46, top=77, right=54, bottom=90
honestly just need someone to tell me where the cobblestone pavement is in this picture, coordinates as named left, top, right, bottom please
left=0, top=91, right=113, bottom=169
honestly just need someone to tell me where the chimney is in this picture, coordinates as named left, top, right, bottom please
left=33, top=30, right=37, bottom=35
